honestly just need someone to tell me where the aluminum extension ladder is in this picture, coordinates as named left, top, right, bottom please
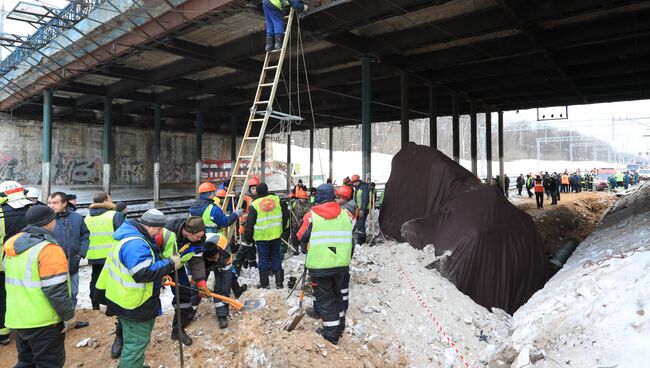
left=220, top=7, right=302, bottom=241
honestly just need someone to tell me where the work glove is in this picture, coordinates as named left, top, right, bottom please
left=196, top=280, right=211, bottom=298
left=61, top=315, right=77, bottom=334
left=170, top=254, right=183, bottom=270
left=234, top=209, right=244, bottom=217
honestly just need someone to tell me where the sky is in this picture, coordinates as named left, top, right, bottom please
left=1, top=0, right=649, bottom=156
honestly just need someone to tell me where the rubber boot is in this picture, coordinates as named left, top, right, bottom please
left=274, top=34, right=283, bottom=50
left=265, top=36, right=274, bottom=52
left=234, top=283, right=248, bottom=298
left=171, top=324, right=193, bottom=346
left=111, top=321, right=123, bottom=359
left=218, top=316, right=228, bottom=329
left=275, top=269, right=285, bottom=289
left=257, top=271, right=270, bottom=289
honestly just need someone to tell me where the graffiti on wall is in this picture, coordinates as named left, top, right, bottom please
left=53, top=156, right=103, bottom=185
left=0, top=153, right=25, bottom=182
left=116, top=160, right=147, bottom=185
left=161, top=163, right=193, bottom=183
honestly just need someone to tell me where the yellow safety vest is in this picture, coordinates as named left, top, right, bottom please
left=84, top=210, right=117, bottom=261
left=251, top=195, right=283, bottom=241
left=306, top=211, right=353, bottom=270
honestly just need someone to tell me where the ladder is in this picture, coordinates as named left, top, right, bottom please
left=221, top=7, right=302, bottom=240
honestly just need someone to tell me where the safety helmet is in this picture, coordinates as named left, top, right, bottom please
left=351, top=174, right=361, bottom=182
left=216, top=189, right=227, bottom=198
left=248, top=176, right=261, bottom=187
left=336, top=185, right=353, bottom=200
left=0, top=181, right=32, bottom=209
left=25, top=187, right=41, bottom=200
left=198, top=182, right=217, bottom=194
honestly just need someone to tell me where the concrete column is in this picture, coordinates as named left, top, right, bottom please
left=498, top=111, right=505, bottom=194
left=429, top=85, right=438, bottom=149
left=309, top=128, right=314, bottom=188
left=329, top=125, right=334, bottom=182
left=452, top=92, right=460, bottom=162
left=261, top=135, right=266, bottom=183
left=400, top=73, right=409, bottom=148
left=470, top=100, right=478, bottom=176
left=485, top=110, right=493, bottom=183
left=103, top=97, right=112, bottom=194
left=194, top=111, right=203, bottom=193
left=153, top=103, right=161, bottom=203
left=362, top=56, right=372, bottom=181
left=41, top=90, right=52, bottom=199
left=286, top=131, right=292, bottom=192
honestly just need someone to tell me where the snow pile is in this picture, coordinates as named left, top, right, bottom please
left=496, top=181, right=650, bottom=367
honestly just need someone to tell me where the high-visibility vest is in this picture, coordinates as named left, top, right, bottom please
left=355, top=188, right=372, bottom=210
left=161, top=228, right=177, bottom=259
left=306, top=210, right=353, bottom=270
left=561, top=175, right=569, bottom=185
left=84, top=211, right=117, bottom=261
left=96, top=236, right=154, bottom=310
left=202, top=204, right=219, bottom=232
left=3, top=237, right=69, bottom=328
left=251, top=195, right=283, bottom=241
left=0, top=205, right=5, bottom=272
left=270, top=0, right=288, bottom=10
left=534, top=180, right=544, bottom=193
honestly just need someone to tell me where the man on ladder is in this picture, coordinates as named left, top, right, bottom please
left=262, top=0, right=307, bottom=51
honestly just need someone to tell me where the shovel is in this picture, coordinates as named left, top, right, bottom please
left=286, top=265, right=308, bottom=332
left=162, top=275, right=266, bottom=313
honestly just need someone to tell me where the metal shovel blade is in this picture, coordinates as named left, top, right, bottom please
left=242, top=298, right=266, bottom=313
left=285, top=312, right=304, bottom=332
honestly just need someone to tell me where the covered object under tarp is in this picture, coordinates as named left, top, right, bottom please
left=379, top=143, right=548, bottom=314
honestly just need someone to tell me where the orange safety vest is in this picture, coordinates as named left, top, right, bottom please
left=534, top=180, right=544, bottom=193
left=238, top=195, right=254, bottom=234
left=561, top=175, right=569, bottom=185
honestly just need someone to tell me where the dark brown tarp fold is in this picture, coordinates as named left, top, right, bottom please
left=379, top=143, right=548, bottom=313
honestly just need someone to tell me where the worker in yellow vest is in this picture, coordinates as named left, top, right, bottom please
left=296, top=184, right=353, bottom=345
left=94, top=209, right=183, bottom=368
left=262, top=0, right=306, bottom=51
left=4, top=205, right=76, bottom=367
left=243, top=183, right=288, bottom=289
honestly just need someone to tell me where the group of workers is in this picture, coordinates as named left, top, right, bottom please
left=0, top=172, right=376, bottom=367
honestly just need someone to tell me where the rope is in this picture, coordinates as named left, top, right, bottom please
left=389, top=250, right=473, bottom=368
left=582, top=244, right=649, bottom=269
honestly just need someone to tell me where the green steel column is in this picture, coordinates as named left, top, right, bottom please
left=41, top=90, right=53, bottom=199
left=329, top=125, right=334, bottom=182
left=361, top=56, right=372, bottom=181
left=153, top=103, right=161, bottom=203
left=309, top=128, right=314, bottom=188
left=452, top=92, right=460, bottom=162
left=498, top=111, right=505, bottom=194
left=400, top=72, right=410, bottom=148
left=286, top=131, right=292, bottom=192
left=103, top=97, right=112, bottom=194
left=261, top=135, right=266, bottom=183
left=429, top=85, right=438, bottom=149
left=470, top=100, right=478, bottom=176
left=195, top=111, right=203, bottom=193
left=486, top=109, right=493, bottom=183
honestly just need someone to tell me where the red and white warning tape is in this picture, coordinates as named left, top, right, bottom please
left=391, top=251, right=473, bottom=368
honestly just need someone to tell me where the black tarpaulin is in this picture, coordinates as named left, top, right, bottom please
left=379, top=143, right=548, bottom=314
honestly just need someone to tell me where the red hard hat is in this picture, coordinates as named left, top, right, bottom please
left=351, top=174, right=361, bottom=182
left=216, top=189, right=227, bottom=198
left=248, top=176, right=261, bottom=186
left=198, top=182, right=216, bottom=194
left=336, top=185, right=353, bottom=200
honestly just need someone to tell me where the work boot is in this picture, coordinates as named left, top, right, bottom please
left=0, top=334, right=10, bottom=346
left=249, top=260, right=258, bottom=269
left=234, top=284, right=248, bottom=298
left=218, top=317, right=228, bottom=329
left=287, top=276, right=297, bottom=290
left=111, top=322, right=123, bottom=359
left=274, top=34, right=283, bottom=50
left=257, top=271, right=270, bottom=289
left=275, top=269, right=285, bottom=289
left=265, top=36, right=274, bottom=52
left=171, top=325, right=193, bottom=346
left=306, top=307, right=321, bottom=319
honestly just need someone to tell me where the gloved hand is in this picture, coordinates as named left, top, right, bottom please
left=303, top=4, right=309, bottom=11
left=196, top=280, right=211, bottom=298
left=234, top=209, right=244, bottom=217
left=170, top=254, right=183, bottom=270
left=61, top=315, right=77, bottom=333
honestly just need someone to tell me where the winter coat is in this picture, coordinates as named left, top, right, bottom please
left=163, top=218, right=211, bottom=283
left=516, top=176, right=525, bottom=188
left=188, top=195, right=238, bottom=228
left=243, top=193, right=289, bottom=244
left=290, top=198, right=311, bottom=232
left=1, top=203, right=31, bottom=245
left=52, top=209, right=90, bottom=274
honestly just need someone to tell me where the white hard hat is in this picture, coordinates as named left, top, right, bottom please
left=0, top=181, right=32, bottom=209
left=25, top=187, right=41, bottom=200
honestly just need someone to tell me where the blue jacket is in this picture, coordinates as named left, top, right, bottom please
left=107, top=219, right=174, bottom=321
left=52, top=209, right=90, bottom=274
left=188, top=195, right=237, bottom=229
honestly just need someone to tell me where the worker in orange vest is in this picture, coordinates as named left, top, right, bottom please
left=560, top=173, right=570, bottom=193
left=534, top=175, right=545, bottom=209
left=233, top=176, right=260, bottom=271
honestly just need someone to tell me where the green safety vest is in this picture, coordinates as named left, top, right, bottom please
left=270, top=0, right=288, bottom=10
left=306, top=210, right=353, bottom=270
left=0, top=205, right=5, bottom=272
left=252, top=195, right=283, bottom=241
left=4, top=239, right=69, bottom=328
left=96, top=236, right=154, bottom=310
left=85, top=210, right=117, bottom=261
left=161, top=228, right=177, bottom=259
left=355, top=188, right=372, bottom=210
left=202, top=204, right=219, bottom=232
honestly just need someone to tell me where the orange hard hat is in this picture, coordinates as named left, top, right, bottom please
left=216, top=189, right=227, bottom=198
left=248, top=176, right=261, bottom=186
left=336, top=185, right=353, bottom=200
left=295, top=188, right=309, bottom=200
left=351, top=174, right=361, bottom=182
left=198, top=182, right=217, bottom=194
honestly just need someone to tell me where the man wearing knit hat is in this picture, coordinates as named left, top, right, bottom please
left=94, top=208, right=184, bottom=368
left=3, top=205, right=76, bottom=367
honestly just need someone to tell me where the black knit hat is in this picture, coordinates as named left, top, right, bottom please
left=25, top=205, right=56, bottom=227
left=256, top=183, right=269, bottom=195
